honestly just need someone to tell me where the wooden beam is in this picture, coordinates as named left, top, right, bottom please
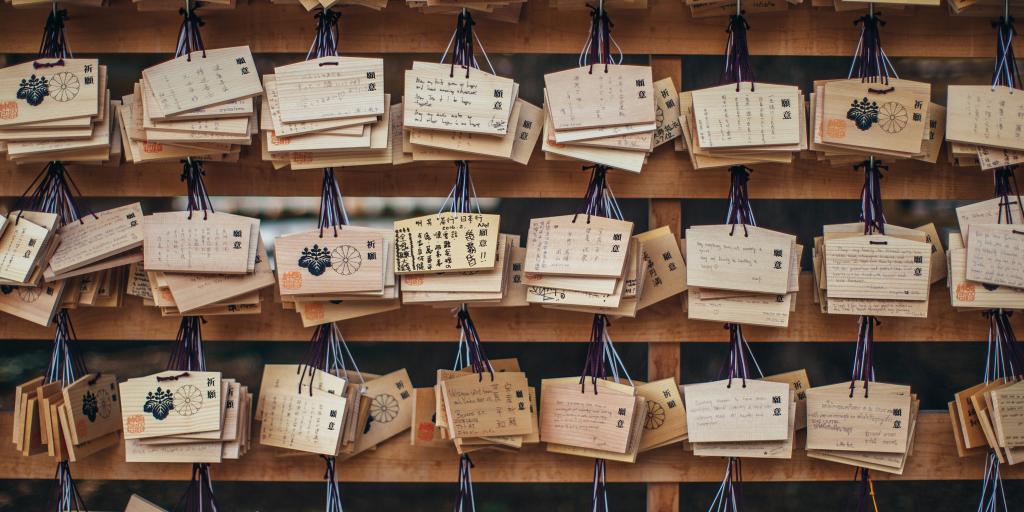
left=646, top=483, right=681, bottom=512
left=0, top=149, right=999, bottom=200
left=0, top=275, right=1014, bottom=342
left=0, top=411, right=1012, bottom=482
left=0, top=2, right=1000, bottom=57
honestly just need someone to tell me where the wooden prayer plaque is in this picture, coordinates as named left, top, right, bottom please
left=947, top=85, right=1024, bottom=152
left=441, top=372, right=532, bottom=438
left=404, top=63, right=516, bottom=135
left=691, top=83, right=801, bottom=148
left=821, top=78, right=931, bottom=154
left=394, top=213, right=500, bottom=274
left=142, top=212, right=256, bottom=274
left=965, top=224, right=1024, bottom=289
left=685, top=225, right=793, bottom=295
left=48, top=203, right=144, bottom=275
left=274, top=56, right=385, bottom=123
left=0, top=59, right=101, bottom=126
left=142, top=47, right=263, bottom=117
left=120, top=371, right=222, bottom=440
left=525, top=215, right=633, bottom=277
left=62, top=372, right=122, bottom=445
left=544, top=65, right=655, bottom=130
left=805, top=381, right=912, bottom=453
left=824, top=235, right=931, bottom=300
left=275, top=229, right=385, bottom=295
left=683, top=379, right=790, bottom=443
left=540, top=385, right=637, bottom=454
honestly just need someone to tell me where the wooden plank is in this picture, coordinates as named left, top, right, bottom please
left=0, top=411, right=1014, bottom=481
left=0, top=275, right=1016, bottom=342
left=646, top=483, right=681, bottom=512
left=0, top=2, right=1000, bottom=57
left=0, top=149, right=998, bottom=200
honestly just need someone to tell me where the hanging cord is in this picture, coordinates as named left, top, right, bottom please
left=591, top=458, right=609, bottom=512
left=318, top=167, right=351, bottom=237
left=176, top=3, right=206, bottom=60
left=453, top=453, right=477, bottom=512
left=173, top=463, right=220, bottom=512
left=440, top=10, right=496, bottom=77
left=44, top=310, right=89, bottom=385
left=297, top=322, right=365, bottom=395
left=180, top=159, right=214, bottom=220
left=847, top=12, right=897, bottom=84
left=319, top=454, right=345, bottom=512
left=50, top=460, right=88, bottom=512
left=307, top=7, right=341, bottom=60
left=296, top=322, right=362, bottom=512
left=452, top=306, right=494, bottom=379
left=573, top=165, right=625, bottom=223
left=166, top=317, right=220, bottom=512
left=849, top=315, right=879, bottom=398
left=845, top=467, right=879, bottom=512
left=976, top=451, right=1010, bottom=512
left=724, top=165, right=755, bottom=236
left=578, top=4, right=622, bottom=72
left=720, top=15, right=754, bottom=91
left=167, top=316, right=207, bottom=372
left=14, top=161, right=95, bottom=228
left=991, top=16, right=1021, bottom=90
left=706, top=457, right=744, bottom=512
left=37, top=8, right=71, bottom=62
left=856, top=159, right=887, bottom=236
left=707, top=166, right=764, bottom=512
left=438, top=161, right=482, bottom=216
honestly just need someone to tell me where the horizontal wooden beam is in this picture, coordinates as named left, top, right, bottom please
left=0, top=411, right=1014, bottom=482
left=0, top=1, right=1001, bottom=57
left=0, top=275, right=1015, bottom=343
left=0, top=149, right=999, bottom=200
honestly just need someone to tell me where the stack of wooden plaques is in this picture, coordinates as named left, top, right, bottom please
left=403, top=0, right=524, bottom=22
left=5, top=0, right=105, bottom=7
left=119, top=371, right=251, bottom=463
left=950, top=378, right=1024, bottom=464
left=947, top=198, right=1024, bottom=310
left=432, top=359, right=538, bottom=454
left=118, top=46, right=262, bottom=163
left=401, top=232, right=521, bottom=307
left=813, top=223, right=939, bottom=318
left=542, top=64, right=657, bottom=173
left=260, top=56, right=390, bottom=170
left=140, top=211, right=272, bottom=316
left=398, top=62, right=541, bottom=163
left=685, top=225, right=800, bottom=327
left=947, top=85, right=1024, bottom=169
left=806, top=381, right=920, bottom=475
left=12, top=373, right=123, bottom=462
left=393, top=212, right=505, bottom=301
left=274, top=225, right=399, bottom=326
left=523, top=214, right=643, bottom=315
left=0, top=59, right=119, bottom=164
left=684, top=378, right=796, bottom=459
left=539, top=377, right=647, bottom=463
left=258, top=365, right=414, bottom=458
left=36, top=203, right=146, bottom=316
left=0, top=211, right=64, bottom=326
left=809, top=78, right=939, bottom=164
left=679, top=82, right=807, bottom=170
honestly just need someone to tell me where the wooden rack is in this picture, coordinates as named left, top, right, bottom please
left=0, top=2, right=1020, bottom=510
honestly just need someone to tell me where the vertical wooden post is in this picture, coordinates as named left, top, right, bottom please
left=647, top=194, right=683, bottom=512
left=646, top=53, right=685, bottom=512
